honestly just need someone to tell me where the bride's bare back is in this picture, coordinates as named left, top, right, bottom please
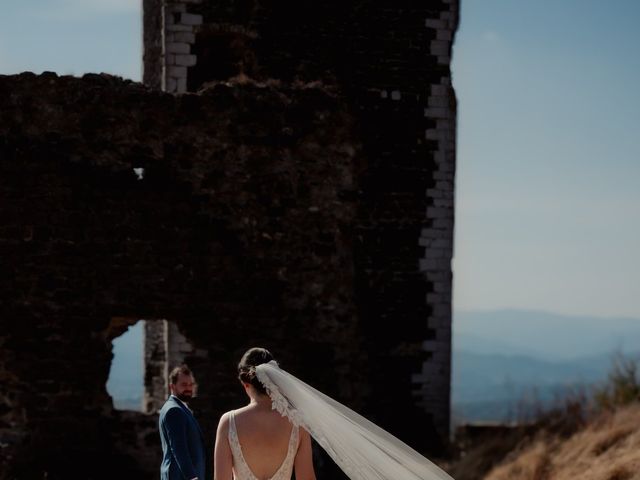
left=214, top=402, right=316, bottom=480
left=233, top=405, right=296, bottom=479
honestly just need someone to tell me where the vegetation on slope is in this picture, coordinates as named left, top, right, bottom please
left=449, top=355, right=640, bottom=480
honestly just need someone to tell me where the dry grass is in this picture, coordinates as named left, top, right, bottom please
left=450, top=355, right=640, bottom=480
left=449, top=395, right=587, bottom=480
left=446, top=427, right=531, bottom=480
left=483, top=404, right=640, bottom=480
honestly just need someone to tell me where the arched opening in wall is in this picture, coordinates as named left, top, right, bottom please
left=107, top=321, right=145, bottom=411
left=106, top=319, right=200, bottom=413
left=103, top=317, right=203, bottom=476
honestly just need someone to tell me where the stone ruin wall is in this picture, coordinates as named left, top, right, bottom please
left=416, top=3, right=459, bottom=423
left=143, top=0, right=459, bottom=438
left=143, top=320, right=200, bottom=413
left=0, top=0, right=458, bottom=476
left=143, top=320, right=169, bottom=413
left=0, top=74, right=363, bottom=478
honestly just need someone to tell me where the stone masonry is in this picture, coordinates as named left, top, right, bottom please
left=0, top=0, right=458, bottom=477
left=415, top=0, right=459, bottom=436
left=162, top=1, right=202, bottom=93
left=0, top=73, right=363, bottom=479
left=143, top=320, right=168, bottom=413
left=143, top=320, right=202, bottom=414
left=142, top=0, right=460, bottom=450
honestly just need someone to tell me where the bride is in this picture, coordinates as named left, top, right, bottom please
left=213, top=347, right=454, bottom=480
left=214, top=348, right=315, bottom=480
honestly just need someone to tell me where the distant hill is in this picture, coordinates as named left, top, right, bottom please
left=454, top=309, right=640, bottom=360
left=452, top=309, right=640, bottom=422
left=452, top=350, right=620, bottom=422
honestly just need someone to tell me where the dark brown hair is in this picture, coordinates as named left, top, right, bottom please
left=238, top=347, right=274, bottom=395
left=169, top=364, right=193, bottom=385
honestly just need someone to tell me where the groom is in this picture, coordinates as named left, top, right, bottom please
left=159, top=365, right=207, bottom=480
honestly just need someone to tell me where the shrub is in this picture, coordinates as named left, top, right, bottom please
left=593, top=353, right=640, bottom=411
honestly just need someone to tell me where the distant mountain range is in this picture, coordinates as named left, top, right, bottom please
left=452, top=349, right=618, bottom=423
left=454, top=309, right=640, bottom=360
left=452, top=309, right=640, bottom=423
left=105, top=310, right=640, bottom=424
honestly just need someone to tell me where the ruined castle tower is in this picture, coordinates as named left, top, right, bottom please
left=142, top=0, right=458, bottom=440
left=0, top=1, right=457, bottom=477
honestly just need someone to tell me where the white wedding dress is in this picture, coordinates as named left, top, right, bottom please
left=228, top=410, right=300, bottom=480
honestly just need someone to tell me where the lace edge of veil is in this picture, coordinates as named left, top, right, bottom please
left=255, top=361, right=305, bottom=428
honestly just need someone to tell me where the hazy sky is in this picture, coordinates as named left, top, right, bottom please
left=452, top=0, right=640, bottom=318
left=0, top=1, right=142, bottom=80
left=1, top=1, right=638, bottom=318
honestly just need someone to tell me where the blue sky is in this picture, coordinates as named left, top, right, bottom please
left=452, top=0, right=640, bottom=318
left=0, top=1, right=141, bottom=79
left=1, top=1, right=638, bottom=318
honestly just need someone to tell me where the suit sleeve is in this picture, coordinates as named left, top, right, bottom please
left=163, top=407, right=198, bottom=479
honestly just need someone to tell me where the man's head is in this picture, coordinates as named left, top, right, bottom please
left=169, top=365, right=196, bottom=402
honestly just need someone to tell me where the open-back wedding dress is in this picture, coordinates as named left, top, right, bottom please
left=228, top=410, right=300, bottom=480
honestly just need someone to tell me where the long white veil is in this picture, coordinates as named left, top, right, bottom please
left=255, top=361, right=454, bottom=480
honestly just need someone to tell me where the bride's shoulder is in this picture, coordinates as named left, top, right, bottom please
left=216, top=409, right=236, bottom=432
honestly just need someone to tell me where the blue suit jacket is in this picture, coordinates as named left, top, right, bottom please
left=159, top=396, right=207, bottom=480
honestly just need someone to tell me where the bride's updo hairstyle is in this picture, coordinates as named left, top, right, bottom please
left=238, top=347, right=274, bottom=395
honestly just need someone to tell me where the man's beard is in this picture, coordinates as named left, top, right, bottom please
left=176, top=392, right=193, bottom=402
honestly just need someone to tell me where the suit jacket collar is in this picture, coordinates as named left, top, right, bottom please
left=170, top=395, right=192, bottom=413
left=169, top=395, right=206, bottom=443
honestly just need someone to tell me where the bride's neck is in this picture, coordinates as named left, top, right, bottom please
left=248, top=394, right=272, bottom=408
